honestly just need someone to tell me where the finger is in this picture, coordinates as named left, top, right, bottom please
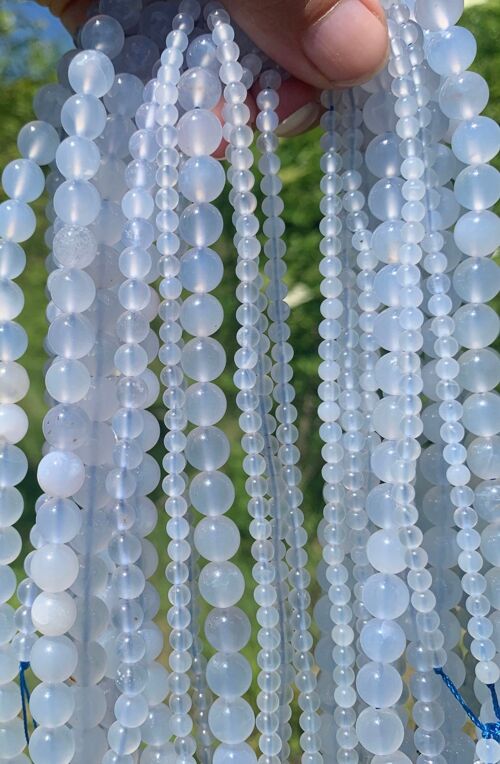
left=37, top=0, right=89, bottom=32
left=228, top=0, right=388, bottom=90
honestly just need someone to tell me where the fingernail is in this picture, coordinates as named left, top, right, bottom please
left=302, top=0, right=388, bottom=86
left=276, top=103, right=322, bottom=137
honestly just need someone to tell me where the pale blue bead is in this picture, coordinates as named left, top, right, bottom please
left=474, top=479, right=500, bottom=521
left=180, top=294, right=223, bottom=337
left=189, top=471, right=235, bottom=516
left=49, top=268, right=96, bottom=313
left=56, top=136, right=101, bottom=180
left=179, top=157, right=226, bottom=203
left=139, top=1, right=177, bottom=47
left=45, top=358, right=91, bottom=404
left=454, top=164, right=500, bottom=211
left=30, top=634, right=78, bottom=682
left=453, top=257, right=500, bottom=303
left=199, top=561, right=245, bottom=608
left=208, top=697, right=254, bottom=745
left=185, top=426, right=230, bottom=471
left=114, top=35, right=159, bottom=81
left=365, top=132, right=400, bottom=178
left=81, top=14, right=125, bottom=59
left=426, top=26, right=476, bottom=76
left=439, top=72, right=489, bottom=120
left=368, top=178, right=403, bottom=221
left=186, top=34, right=218, bottom=70
left=185, top=382, right=227, bottom=426
left=356, top=662, right=403, bottom=708
left=355, top=708, right=404, bottom=757
left=28, top=724, right=75, bottom=764
left=415, top=0, right=464, bottom=31
left=99, top=0, right=141, bottom=31
left=61, top=94, right=107, bottom=140
left=37, top=450, right=85, bottom=497
left=206, top=652, right=252, bottom=697
left=179, top=203, right=224, bottom=247
left=454, top=304, right=499, bottom=349
left=2, top=159, right=45, bottom=203
left=18, top=121, right=59, bottom=165
left=194, top=516, right=240, bottom=562
left=47, top=314, right=95, bottom=359
left=360, top=618, right=406, bottom=663
left=33, top=83, right=71, bottom=128
left=29, top=682, right=75, bottom=727
left=104, top=74, right=144, bottom=117
left=181, top=338, right=226, bottom=382
left=54, top=180, right=101, bottom=226
left=0, top=444, right=28, bottom=487
left=452, top=116, right=500, bottom=165
left=37, top=497, right=82, bottom=543
left=178, top=66, right=222, bottom=111
left=0, top=200, right=36, bottom=243
left=180, top=247, right=223, bottom=293
left=68, top=50, right=115, bottom=98
left=0, top=487, right=23, bottom=526
left=177, top=109, right=223, bottom=157
left=362, top=573, right=410, bottom=620
left=454, top=211, right=500, bottom=257
left=213, top=743, right=257, bottom=764
left=0, top=241, right=26, bottom=279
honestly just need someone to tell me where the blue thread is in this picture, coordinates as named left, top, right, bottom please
left=434, top=667, right=500, bottom=742
left=19, top=661, right=37, bottom=744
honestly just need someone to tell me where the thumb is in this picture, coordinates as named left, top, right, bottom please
left=229, top=0, right=388, bottom=89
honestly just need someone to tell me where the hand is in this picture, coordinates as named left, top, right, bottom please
left=37, top=0, right=388, bottom=136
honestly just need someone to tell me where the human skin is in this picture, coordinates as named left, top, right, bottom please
left=36, top=0, right=388, bottom=135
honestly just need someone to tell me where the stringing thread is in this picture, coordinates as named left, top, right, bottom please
left=434, top=667, right=500, bottom=743
left=19, top=661, right=37, bottom=745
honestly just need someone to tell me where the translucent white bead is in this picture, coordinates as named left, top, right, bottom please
left=186, top=34, right=218, bottom=70
left=68, top=50, right=115, bottom=98
left=415, top=0, right=464, bottom=30
left=468, top=436, right=500, bottom=480
left=54, top=180, right=101, bottom=226
left=213, top=743, right=257, bottom=764
left=365, top=132, right=400, bottom=178
left=362, top=573, right=410, bottom=620
left=208, top=697, right=254, bottom=745
left=178, top=66, right=222, bottom=110
left=0, top=200, right=36, bottom=243
left=61, top=94, right=107, bottom=140
left=0, top=404, right=28, bottom=444
left=49, top=268, right=96, bottom=313
left=453, top=257, right=500, bottom=303
left=53, top=225, right=98, bottom=269
left=199, top=561, right=245, bottom=608
left=189, top=471, right=235, bottom=516
left=31, top=543, right=79, bottom=592
left=29, top=725, right=75, bottom=764
left=181, top=337, right=226, bottom=381
left=37, top=451, right=85, bottom=497
left=36, top=498, right=82, bottom=543
left=439, top=72, right=489, bottom=120
left=31, top=591, right=77, bottom=636
left=30, top=634, right=78, bottom=681
left=366, top=529, right=406, bottom=574
left=360, top=618, right=406, bottom=663
left=179, top=156, right=226, bottom=203
left=355, top=708, right=404, bottom=756
left=177, top=109, right=223, bottom=157
left=0, top=444, right=27, bottom=487
left=56, top=136, right=101, bottom=180
left=454, top=210, right=500, bottom=257
left=29, top=682, right=75, bottom=727
left=356, top=662, right=403, bottom=708
left=180, top=247, right=223, bottom=292
left=185, top=382, right=227, bottom=425
left=81, top=14, right=125, bottom=59
left=452, top=116, right=500, bottom=165
left=194, top=516, right=239, bottom=562
left=454, top=304, right=499, bottom=349
left=454, top=164, right=500, bottom=211
left=2, top=159, right=45, bottom=202
left=0, top=362, right=29, bottom=403
left=104, top=74, right=144, bottom=117
left=481, top=523, right=500, bottom=566
left=179, top=203, right=224, bottom=247
left=17, top=121, right=59, bottom=165
left=426, top=26, right=476, bottom=75
left=180, top=294, right=223, bottom=336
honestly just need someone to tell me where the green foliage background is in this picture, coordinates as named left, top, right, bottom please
left=2, top=1, right=499, bottom=758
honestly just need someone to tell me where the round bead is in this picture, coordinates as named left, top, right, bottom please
left=17, top=121, right=59, bottom=165
left=37, top=451, right=85, bottom=497
left=208, top=697, right=254, bottom=745
left=415, top=0, right=464, bottom=30
left=439, top=72, right=489, bottom=120
left=30, top=635, right=78, bottom=682
left=56, top=137, right=101, bottom=180
left=31, top=543, right=79, bottom=593
left=179, top=203, right=224, bottom=247
left=81, top=14, right=125, bottom=58
left=355, top=708, right=404, bottom=756
left=61, top=94, right=107, bottom=140
left=356, top=662, right=403, bottom=708
left=177, top=109, right=223, bottom=157
left=0, top=201, right=36, bottom=243
left=68, top=50, right=115, bottom=98
left=179, top=156, right=226, bottom=203
left=31, top=591, right=77, bottom=637
left=452, top=116, right=500, bottom=165
left=362, top=573, right=410, bottom=620
left=199, top=561, right=245, bottom=608
left=2, top=159, right=45, bottom=202
left=194, top=516, right=240, bottom=562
